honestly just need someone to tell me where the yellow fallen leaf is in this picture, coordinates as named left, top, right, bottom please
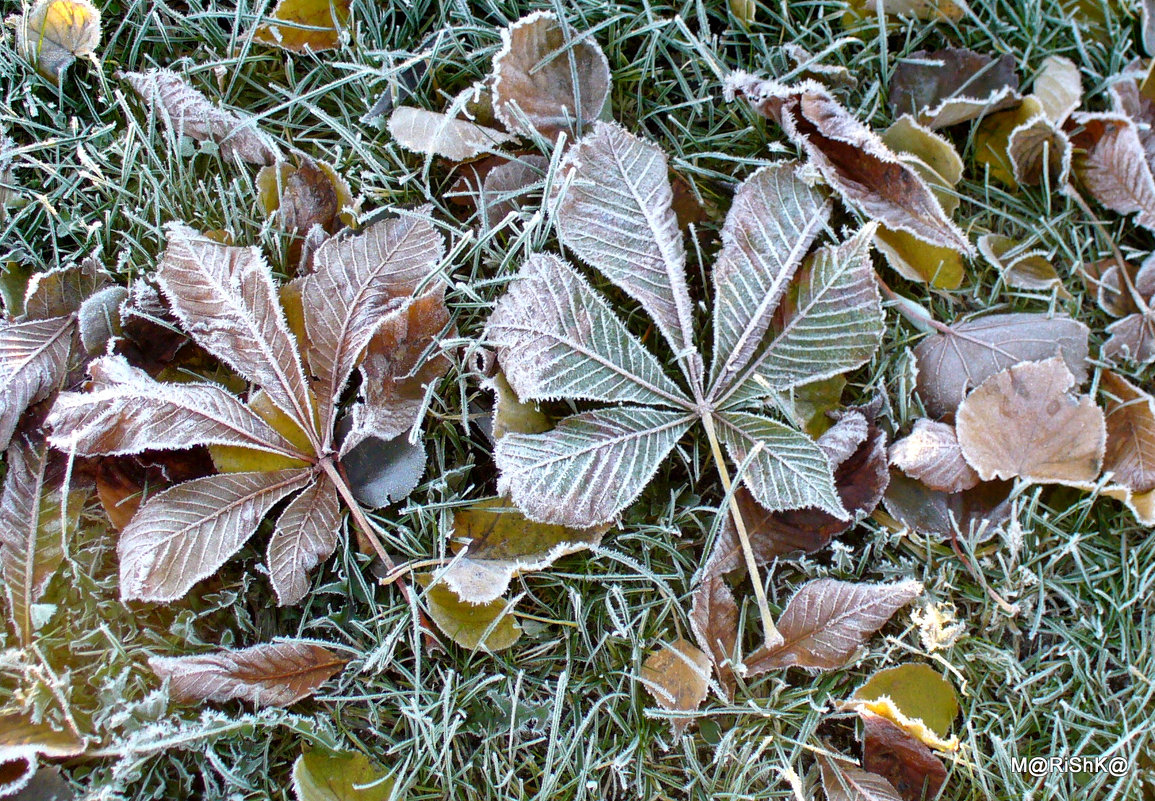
left=14, top=0, right=101, bottom=83
left=253, top=0, right=350, bottom=53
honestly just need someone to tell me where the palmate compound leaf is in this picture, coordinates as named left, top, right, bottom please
left=0, top=315, right=74, bottom=451
left=488, top=125, right=885, bottom=528
left=0, top=438, right=87, bottom=644
left=120, top=69, right=282, bottom=165
left=267, top=473, right=343, bottom=606
left=149, top=639, right=346, bottom=707
left=955, top=357, right=1105, bottom=486
left=745, top=578, right=923, bottom=674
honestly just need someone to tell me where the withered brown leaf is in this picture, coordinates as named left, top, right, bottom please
left=639, top=638, right=711, bottom=736
left=1100, top=371, right=1155, bottom=524
left=861, top=713, right=947, bottom=801
left=819, top=752, right=904, bottom=801
left=888, top=49, right=1020, bottom=129
left=889, top=419, right=978, bottom=493
left=149, top=639, right=346, bottom=707
left=882, top=469, right=1013, bottom=541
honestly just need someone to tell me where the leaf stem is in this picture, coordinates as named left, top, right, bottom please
left=700, top=412, right=783, bottom=650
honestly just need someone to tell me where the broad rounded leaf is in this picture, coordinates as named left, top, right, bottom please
left=0, top=715, right=85, bottom=798
left=418, top=575, right=522, bottom=651
left=1033, top=56, right=1082, bottom=123
left=956, top=358, right=1105, bottom=486
left=889, top=419, right=978, bottom=493
left=15, top=0, right=100, bottom=83
left=292, top=750, right=394, bottom=801
left=639, top=638, right=711, bottom=735
left=0, top=315, right=74, bottom=452
left=491, top=11, right=610, bottom=138
left=119, top=469, right=312, bottom=602
left=149, top=639, right=346, bottom=707
left=888, top=49, right=1020, bottom=129
left=849, top=663, right=959, bottom=746
left=252, top=0, right=350, bottom=53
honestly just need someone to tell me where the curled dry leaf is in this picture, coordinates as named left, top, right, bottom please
left=727, top=75, right=971, bottom=255
left=1100, top=370, right=1155, bottom=524
left=292, top=750, right=395, bottom=801
left=120, top=69, right=282, bottom=165
left=1092, top=255, right=1155, bottom=365
left=417, top=574, right=521, bottom=651
left=746, top=579, right=923, bottom=674
left=889, top=419, right=978, bottom=493
left=842, top=0, right=964, bottom=27
left=252, top=0, right=350, bottom=53
left=912, top=312, right=1089, bottom=418
left=491, top=11, right=611, bottom=139
left=388, top=106, right=517, bottom=162
left=860, top=713, right=948, bottom=801
left=818, top=753, right=904, bottom=801
left=688, top=550, right=740, bottom=699
left=0, top=439, right=87, bottom=644
left=882, top=469, right=1012, bottom=541
left=977, top=234, right=1069, bottom=297
left=639, top=638, right=711, bottom=736
left=1033, top=56, right=1082, bottom=124
left=441, top=498, right=605, bottom=604
left=256, top=157, right=354, bottom=237
left=21, top=258, right=105, bottom=321
left=888, top=49, right=1020, bottom=129
left=0, top=715, right=85, bottom=798
left=974, top=97, right=1045, bottom=188
left=845, top=662, right=959, bottom=750
left=955, top=357, right=1106, bottom=486
left=1007, top=114, right=1071, bottom=186
left=149, top=639, right=346, bottom=707
left=13, top=0, right=101, bottom=83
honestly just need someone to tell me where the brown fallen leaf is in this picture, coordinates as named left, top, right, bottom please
left=120, top=69, right=282, bottom=165
left=727, top=75, right=971, bottom=255
left=92, top=448, right=214, bottom=531
left=1100, top=370, right=1155, bottom=524
left=482, top=154, right=550, bottom=229
left=252, top=0, right=350, bottom=53
left=12, top=0, right=101, bottom=83
left=861, top=712, right=947, bottom=801
left=687, top=551, right=740, bottom=698
left=974, top=97, right=1046, bottom=188
left=889, top=419, right=979, bottom=493
left=955, top=357, right=1106, bottom=486
left=640, top=638, right=711, bottom=735
left=491, top=11, right=611, bottom=139
left=977, top=234, right=1070, bottom=297
left=888, top=49, right=1020, bottom=129
left=912, top=312, right=1089, bottom=418
left=0, top=714, right=85, bottom=797
left=441, top=498, right=605, bottom=604
left=882, top=469, right=1013, bottom=540
left=255, top=157, right=354, bottom=237
left=745, top=578, right=922, bottom=674
left=1079, top=256, right=1140, bottom=317
left=149, top=639, right=346, bottom=706
left=1069, top=113, right=1155, bottom=232
left=819, top=752, right=904, bottom=801
left=1108, top=60, right=1155, bottom=165
left=21, top=258, right=105, bottom=321
left=0, top=316, right=76, bottom=452
left=1007, top=114, right=1070, bottom=186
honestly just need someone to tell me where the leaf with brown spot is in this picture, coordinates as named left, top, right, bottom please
left=727, top=76, right=971, bottom=255
left=912, top=312, right=1089, bottom=418
left=120, top=69, right=282, bottom=165
left=746, top=579, right=922, bottom=673
left=955, top=357, right=1105, bottom=486
left=491, top=11, right=611, bottom=140
left=640, top=638, right=711, bottom=735
left=888, top=49, right=1020, bottom=130
left=860, top=713, right=947, bottom=801
left=252, top=0, right=350, bottom=53
left=889, top=419, right=978, bottom=493
left=1100, top=371, right=1155, bottom=524
left=149, top=639, right=346, bottom=707
left=818, top=752, right=904, bottom=801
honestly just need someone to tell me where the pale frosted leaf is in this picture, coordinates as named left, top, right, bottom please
left=1101, top=371, right=1155, bottom=494
left=639, top=638, right=710, bottom=735
left=0, top=715, right=85, bottom=798
left=888, top=49, right=1020, bottom=129
left=441, top=498, right=605, bottom=604
left=0, top=315, right=74, bottom=451
left=956, top=358, right=1105, bottom=485
left=1104, top=313, right=1155, bottom=365
left=1034, top=56, right=1081, bottom=123
left=157, top=223, right=316, bottom=442
left=387, top=107, right=516, bottom=161
left=709, top=162, right=831, bottom=390
left=716, top=411, right=845, bottom=519
left=483, top=154, right=550, bottom=228
left=1109, top=65, right=1155, bottom=165
left=552, top=122, right=699, bottom=374
left=720, top=226, right=884, bottom=406
left=495, top=406, right=693, bottom=527
left=119, top=469, right=312, bottom=602
left=491, top=11, right=611, bottom=138
left=912, top=312, right=1089, bottom=417
left=22, top=258, right=104, bottom=320
left=267, top=474, right=343, bottom=606
left=0, top=440, right=85, bottom=644
left=1070, top=113, right=1155, bottom=232
left=121, top=69, right=281, bottom=164
left=292, top=750, right=394, bottom=801
left=303, top=211, right=443, bottom=438
left=818, top=754, right=904, bottom=801
left=15, top=0, right=100, bottom=83
left=889, top=419, right=979, bottom=492
left=47, top=355, right=300, bottom=458
left=728, top=76, right=971, bottom=253
left=1008, top=114, right=1071, bottom=186
left=77, top=285, right=128, bottom=354
left=484, top=253, right=688, bottom=408
left=149, top=639, right=346, bottom=706
left=746, top=578, right=923, bottom=672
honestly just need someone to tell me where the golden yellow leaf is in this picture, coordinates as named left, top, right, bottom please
left=253, top=0, right=350, bottom=53
left=973, top=96, right=1043, bottom=188
left=14, top=0, right=101, bottom=83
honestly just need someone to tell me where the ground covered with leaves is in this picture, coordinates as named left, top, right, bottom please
left=2, top=0, right=1155, bottom=799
